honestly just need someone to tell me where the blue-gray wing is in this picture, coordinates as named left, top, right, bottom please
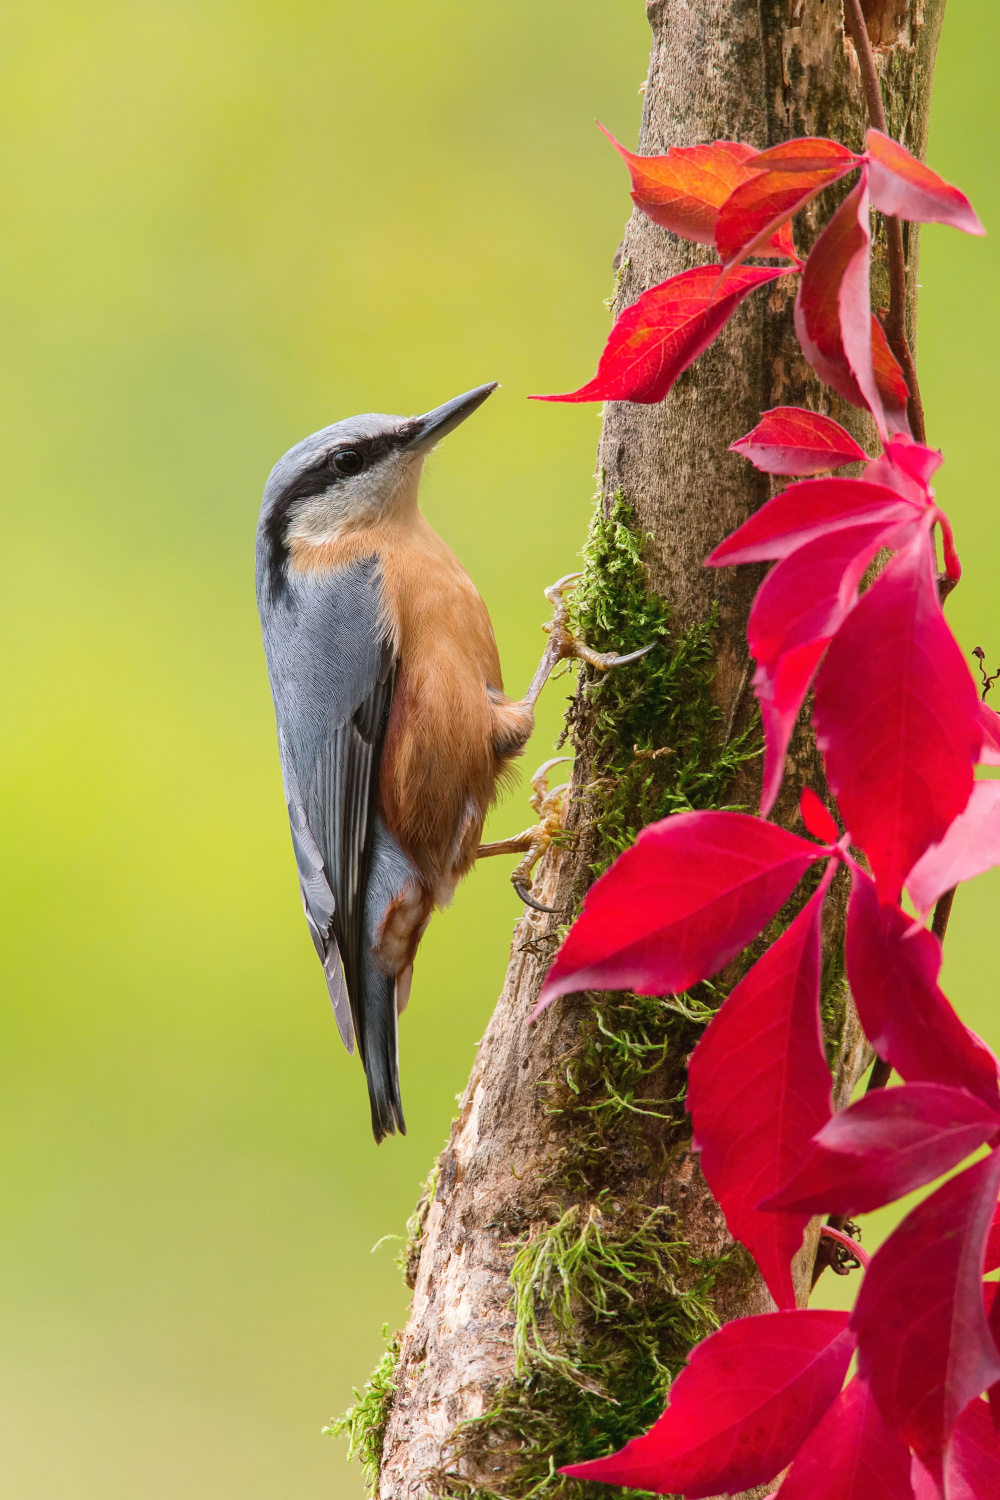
left=260, top=555, right=395, bottom=1052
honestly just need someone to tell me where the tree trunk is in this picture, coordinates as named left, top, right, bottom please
left=374, top=3, right=944, bottom=1496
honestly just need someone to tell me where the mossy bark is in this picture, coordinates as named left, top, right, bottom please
left=370, top=4, right=945, bottom=1497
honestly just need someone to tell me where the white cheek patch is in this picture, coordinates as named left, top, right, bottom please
left=286, top=453, right=419, bottom=548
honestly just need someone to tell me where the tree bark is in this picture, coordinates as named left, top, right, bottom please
left=375, top=4, right=945, bottom=1496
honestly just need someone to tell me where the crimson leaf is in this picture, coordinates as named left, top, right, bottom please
left=532, top=811, right=825, bottom=1018
left=560, top=1310, right=854, bottom=1498
left=813, top=530, right=981, bottom=904
left=978, top=701, right=1000, bottom=767
left=907, top=781, right=1000, bottom=918
left=730, top=406, right=868, bottom=476
left=852, top=1150, right=1000, bottom=1477
left=801, top=787, right=840, bottom=844
left=714, top=149, right=853, bottom=267
left=775, top=1377, right=915, bottom=1500
left=706, top=475, right=920, bottom=567
left=687, top=873, right=834, bottom=1308
left=760, top=1083, right=1000, bottom=1217
left=750, top=519, right=906, bottom=814
left=845, top=865, right=1000, bottom=1108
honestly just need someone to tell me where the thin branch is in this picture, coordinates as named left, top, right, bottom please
left=841, top=0, right=926, bottom=443
left=931, top=886, right=957, bottom=944
left=866, top=1056, right=893, bottom=1092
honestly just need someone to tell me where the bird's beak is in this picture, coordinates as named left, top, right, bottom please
left=403, top=383, right=498, bottom=453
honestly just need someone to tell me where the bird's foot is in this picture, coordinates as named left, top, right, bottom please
left=522, top=574, right=655, bottom=710
left=477, top=758, right=570, bottom=913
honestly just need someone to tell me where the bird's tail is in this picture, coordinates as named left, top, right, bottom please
left=356, top=953, right=406, bottom=1143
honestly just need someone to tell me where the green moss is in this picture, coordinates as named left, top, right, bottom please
left=566, top=493, right=758, bottom=878
left=399, top=1158, right=440, bottom=1286
left=323, top=1327, right=402, bottom=1497
left=444, top=1200, right=725, bottom=1500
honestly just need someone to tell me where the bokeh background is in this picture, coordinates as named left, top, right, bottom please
left=0, top=3, right=996, bottom=1495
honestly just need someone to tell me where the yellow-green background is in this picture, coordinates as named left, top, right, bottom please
left=0, top=4, right=996, bottom=1496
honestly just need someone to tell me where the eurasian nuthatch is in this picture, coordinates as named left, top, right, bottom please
left=256, top=384, right=648, bottom=1141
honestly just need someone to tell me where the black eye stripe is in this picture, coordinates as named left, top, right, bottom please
left=262, top=420, right=421, bottom=596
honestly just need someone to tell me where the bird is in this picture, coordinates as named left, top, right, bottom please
left=256, top=384, right=650, bottom=1141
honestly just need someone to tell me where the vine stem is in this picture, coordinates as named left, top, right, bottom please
left=841, top=0, right=927, bottom=443
left=814, top=8, right=936, bottom=1293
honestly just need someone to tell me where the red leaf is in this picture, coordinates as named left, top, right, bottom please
left=812, top=530, right=981, bottom=904
left=532, top=811, right=824, bottom=1017
left=716, top=163, right=853, bottom=269
left=885, top=437, right=944, bottom=491
left=560, top=1310, right=854, bottom=1497
left=760, top=1083, right=1000, bottom=1218
left=943, top=1397, right=1000, bottom=1500
left=687, top=874, right=834, bottom=1308
left=985, top=1204, right=1000, bottom=1274
left=730, top=406, right=868, bottom=476
left=866, top=130, right=986, bottom=236
left=757, top=642, right=832, bottom=816
left=870, top=316, right=914, bottom=430
left=907, top=781, right=1000, bottom=917
left=794, top=177, right=910, bottom=437
left=989, top=1287, right=1000, bottom=1431
left=853, top=1151, right=1000, bottom=1476
left=750, top=520, right=905, bottom=813
left=599, top=127, right=798, bottom=256
left=533, top=263, right=786, bottom=405
left=775, top=1377, right=915, bottom=1500
left=801, top=787, right=840, bottom=844
left=751, top=138, right=861, bottom=174
left=863, top=439, right=943, bottom=507
left=911, top=1397, right=1000, bottom=1500
left=978, top=701, right=1000, bottom=767
left=706, top=475, right=920, bottom=567
left=845, top=865, right=1000, bottom=1107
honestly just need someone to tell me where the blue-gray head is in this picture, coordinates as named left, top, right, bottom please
left=257, top=383, right=497, bottom=596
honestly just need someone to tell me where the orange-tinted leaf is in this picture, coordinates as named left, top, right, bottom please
left=866, top=130, right=985, bottom=235
left=716, top=166, right=852, bottom=269
left=871, top=320, right=912, bottom=413
left=794, top=177, right=909, bottom=437
left=533, top=263, right=787, bottom=405
left=750, top=138, right=861, bottom=173
left=600, top=126, right=794, bottom=255
left=730, top=406, right=868, bottom=475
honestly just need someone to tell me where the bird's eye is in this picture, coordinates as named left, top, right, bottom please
left=329, top=448, right=365, bottom=476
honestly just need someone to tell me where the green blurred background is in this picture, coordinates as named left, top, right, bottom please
left=0, top=3, right=996, bottom=1495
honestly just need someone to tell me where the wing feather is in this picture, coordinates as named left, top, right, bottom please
left=260, top=557, right=396, bottom=1054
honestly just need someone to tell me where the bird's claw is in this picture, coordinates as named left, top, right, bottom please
left=541, top=574, right=656, bottom=675
left=477, top=758, right=570, bottom=912
left=513, top=880, right=560, bottom=914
